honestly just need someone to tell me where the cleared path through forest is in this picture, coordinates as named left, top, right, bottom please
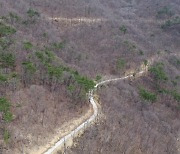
left=44, top=52, right=180, bottom=154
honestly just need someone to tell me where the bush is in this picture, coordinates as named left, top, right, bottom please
left=74, top=74, right=95, bottom=92
left=144, top=60, right=148, bottom=66
left=120, top=25, right=127, bottom=34
left=139, top=88, right=157, bottom=102
left=117, top=58, right=126, bottom=70
left=51, top=42, right=65, bottom=50
left=0, top=53, right=16, bottom=68
left=3, top=111, right=13, bottom=122
left=95, top=75, right=102, bottom=81
left=171, top=91, right=180, bottom=102
left=0, top=97, right=13, bottom=122
left=149, top=63, right=168, bottom=81
left=22, top=61, right=36, bottom=74
left=47, top=65, right=64, bottom=79
left=3, top=129, right=10, bottom=144
left=0, top=22, right=16, bottom=37
left=27, top=9, right=40, bottom=18
left=139, top=50, right=144, bottom=56
left=0, top=74, right=8, bottom=82
left=35, top=50, right=55, bottom=64
left=23, top=41, right=33, bottom=50
left=161, top=16, right=180, bottom=29
left=0, top=38, right=13, bottom=50
left=9, top=12, right=20, bottom=22
left=157, top=6, right=174, bottom=18
left=0, top=97, right=10, bottom=112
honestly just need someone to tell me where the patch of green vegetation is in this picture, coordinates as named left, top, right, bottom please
left=22, top=61, right=36, bottom=74
left=0, top=74, right=8, bottom=82
left=10, top=72, right=18, bottom=78
left=9, top=12, right=20, bottom=22
left=157, top=88, right=180, bottom=102
left=0, top=22, right=16, bottom=37
left=4, top=111, right=13, bottom=122
left=27, top=9, right=40, bottom=18
left=95, top=75, right=102, bottom=82
left=35, top=50, right=55, bottom=64
left=117, top=58, right=126, bottom=70
left=175, top=76, right=180, bottom=80
left=0, top=97, right=13, bottom=122
left=67, top=85, right=75, bottom=93
left=23, top=41, right=33, bottom=50
left=157, top=6, right=174, bottom=18
left=0, top=53, right=16, bottom=68
left=43, top=32, right=48, bottom=38
left=119, top=25, right=127, bottom=34
left=0, top=16, right=8, bottom=21
left=139, top=88, right=157, bottom=102
left=51, top=42, right=65, bottom=50
left=139, top=50, right=144, bottom=56
left=0, top=97, right=11, bottom=112
left=144, top=60, right=148, bottom=66
left=44, top=49, right=55, bottom=61
left=171, top=80, right=177, bottom=86
left=149, top=63, right=168, bottom=81
left=22, top=19, right=36, bottom=25
left=171, top=91, right=180, bottom=102
left=74, top=74, right=95, bottom=92
left=35, top=51, right=44, bottom=62
left=0, top=38, right=13, bottom=50
left=3, top=129, right=10, bottom=144
left=161, top=16, right=180, bottom=29
left=47, top=65, right=64, bottom=79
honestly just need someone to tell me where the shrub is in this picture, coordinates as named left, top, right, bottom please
left=0, top=97, right=13, bottom=122
left=47, top=65, right=63, bottom=79
left=139, top=88, right=157, bottom=102
left=3, top=130, right=10, bottom=144
left=67, top=85, right=75, bottom=93
left=117, top=58, right=126, bottom=70
left=95, top=75, right=102, bottom=82
left=0, top=74, right=8, bottom=82
left=0, top=53, right=16, bottom=68
left=171, top=80, right=177, bottom=86
left=22, top=61, right=36, bottom=74
left=51, top=42, right=65, bottom=49
left=157, top=6, right=174, bottom=18
left=0, top=97, right=10, bottom=112
left=74, top=74, right=95, bottom=92
left=44, top=49, right=55, bottom=62
left=120, top=25, right=127, bottom=34
left=0, top=38, right=13, bottom=50
left=3, top=111, right=13, bottom=122
left=9, top=12, right=20, bottom=21
left=23, top=41, right=33, bottom=50
left=35, top=51, right=44, bottom=62
left=149, top=63, right=168, bottom=81
left=139, top=50, right=144, bottom=56
left=27, top=9, right=40, bottom=18
left=35, top=50, right=55, bottom=64
left=161, top=16, right=180, bottom=29
left=144, top=60, right=148, bottom=66
left=0, top=22, right=16, bottom=37
left=171, top=91, right=180, bottom=102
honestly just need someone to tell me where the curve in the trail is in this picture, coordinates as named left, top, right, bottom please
left=43, top=42, right=179, bottom=154
left=44, top=69, right=147, bottom=154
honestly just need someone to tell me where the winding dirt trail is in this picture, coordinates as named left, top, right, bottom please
left=43, top=52, right=180, bottom=154
left=44, top=62, right=151, bottom=154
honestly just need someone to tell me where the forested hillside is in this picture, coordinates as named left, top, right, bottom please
left=0, top=0, right=180, bottom=153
